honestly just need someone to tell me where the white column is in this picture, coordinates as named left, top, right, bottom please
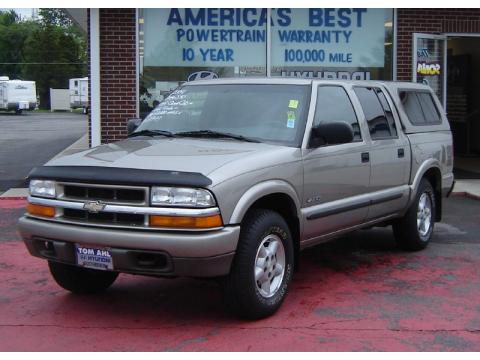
left=89, top=8, right=101, bottom=147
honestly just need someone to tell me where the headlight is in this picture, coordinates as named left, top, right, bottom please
left=29, top=179, right=56, bottom=198
left=151, top=187, right=215, bottom=207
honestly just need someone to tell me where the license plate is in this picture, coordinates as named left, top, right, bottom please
left=75, top=244, right=113, bottom=271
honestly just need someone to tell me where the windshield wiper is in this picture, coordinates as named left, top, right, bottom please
left=175, top=130, right=260, bottom=143
left=128, top=129, right=175, bottom=138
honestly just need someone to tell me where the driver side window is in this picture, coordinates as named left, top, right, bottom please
left=314, top=86, right=362, bottom=141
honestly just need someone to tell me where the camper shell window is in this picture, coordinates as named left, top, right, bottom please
left=399, top=90, right=442, bottom=126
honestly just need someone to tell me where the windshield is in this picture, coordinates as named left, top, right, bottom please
left=136, top=84, right=311, bottom=147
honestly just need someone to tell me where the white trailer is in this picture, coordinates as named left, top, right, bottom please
left=69, top=77, right=89, bottom=113
left=0, top=77, right=37, bottom=114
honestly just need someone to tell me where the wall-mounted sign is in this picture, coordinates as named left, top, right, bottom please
left=271, top=8, right=386, bottom=68
left=143, top=8, right=387, bottom=68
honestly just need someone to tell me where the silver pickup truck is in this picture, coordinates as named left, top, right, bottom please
left=18, top=78, right=454, bottom=319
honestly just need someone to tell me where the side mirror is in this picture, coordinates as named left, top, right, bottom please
left=310, top=122, right=354, bottom=147
left=127, top=118, right=142, bottom=135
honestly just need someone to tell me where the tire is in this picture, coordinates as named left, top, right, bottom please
left=224, top=209, right=294, bottom=319
left=393, top=179, right=436, bottom=251
left=48, top=261, right=118, bottom=294
left=15, top=109, right=22, bottom=115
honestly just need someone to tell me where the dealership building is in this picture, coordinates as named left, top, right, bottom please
left=67, top=8, right=480, bottom=167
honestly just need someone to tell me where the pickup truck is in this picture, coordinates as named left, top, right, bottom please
left=18, top=78, right=454, bottom=319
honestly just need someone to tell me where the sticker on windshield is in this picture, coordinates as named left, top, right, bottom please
left=287, top=111, right=296, bottom=128
left=288, top=100, right=299, bottom=109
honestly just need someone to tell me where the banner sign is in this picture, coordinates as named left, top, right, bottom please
left=143, top=8, right=387, bottom=68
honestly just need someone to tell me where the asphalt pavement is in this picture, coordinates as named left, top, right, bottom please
left=0, top=111, right=86, bottom=193
left=0, top=195, right=479, bottom=351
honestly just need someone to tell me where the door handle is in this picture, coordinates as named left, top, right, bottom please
left=361, top=152, right=370, bottom=163
left=398, top=148, right=405, bottom=158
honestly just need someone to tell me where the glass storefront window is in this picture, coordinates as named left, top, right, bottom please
left=271, top=8, right=393, bottom=81
left=139, top=8, right=394, bottom=118
left=139, top=8, right=267, bottom=117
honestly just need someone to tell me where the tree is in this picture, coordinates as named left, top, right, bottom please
left=0, top=9, right=20, bottom=26
left=21, top=9, right=87, bottom=108
left=0, top=10, right=37, bottom=79
left=38, top=8, right=73, bottom=27
left=0, top=9, right=86, bottom=108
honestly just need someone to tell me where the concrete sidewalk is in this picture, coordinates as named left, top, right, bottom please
left=451, top=180, right=480, bottom=200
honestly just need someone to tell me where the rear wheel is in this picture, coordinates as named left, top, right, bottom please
left=48, top=261, right=118, bottom=294
left=223, top=209, right=294, bottom=319
left=15, top=109, right=22, bottom=115
left=393, top=179, right=436, bottom=251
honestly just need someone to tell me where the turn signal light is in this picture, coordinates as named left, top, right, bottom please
left=27, top=203, right=55, bottom=218
left=149, top=214, right=223, bottom=229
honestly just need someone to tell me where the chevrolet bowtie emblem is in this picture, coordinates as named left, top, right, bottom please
left=83, top=200, right=106, bottom=213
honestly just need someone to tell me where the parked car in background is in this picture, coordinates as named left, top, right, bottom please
left=19, top=78, right=454, bottom=319
left=69, top=77, right=89, bottom=114
left=0, top=76, right=37, bottom=114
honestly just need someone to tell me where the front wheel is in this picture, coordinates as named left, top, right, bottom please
left=48, top=261, right=119, bottom=294
left=393, top=179, right=436, bottom=251
left=223, top=209, right=294, bottom=319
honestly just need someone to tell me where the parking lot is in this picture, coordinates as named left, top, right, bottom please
left=1, top=195, right=479, bottom=351
left=0, top=112, right=86, bottom=192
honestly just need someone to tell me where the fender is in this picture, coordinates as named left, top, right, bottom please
left=229, top=180, right=302, bottom=226
left=408, top=158, right=441, bottom=207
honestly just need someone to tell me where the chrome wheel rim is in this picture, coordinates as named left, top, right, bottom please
left=417, top=192, right=432, bottom=237
left=254, top=234, right=286, bottom=298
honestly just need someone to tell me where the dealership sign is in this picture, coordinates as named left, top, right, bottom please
left=143, top=8, right=386, bottom=68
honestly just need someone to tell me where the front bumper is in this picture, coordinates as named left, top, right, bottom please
left=18, top=216, right=240, bottom=277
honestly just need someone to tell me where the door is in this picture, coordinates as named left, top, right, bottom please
left=352, top=86, right=411, bottom=220
left=302, top=85, right=371, bottom=241
left=413, top=33, right=447, bottom=106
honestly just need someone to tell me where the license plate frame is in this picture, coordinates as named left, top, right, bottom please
left=75, top=244, right=114, bottom=271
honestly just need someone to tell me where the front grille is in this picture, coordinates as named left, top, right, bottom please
left=63, top=208, right=145, bottom=226
left=59, top=183, right=148, bottom=205
left=55, top=182, right=149, bottom=228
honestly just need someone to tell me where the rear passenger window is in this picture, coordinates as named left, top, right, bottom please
left=354, top=87, right=395, bottom=140
left=399, top=90, right=442, bottom=125
left=314, top=86, right=362, bottom=141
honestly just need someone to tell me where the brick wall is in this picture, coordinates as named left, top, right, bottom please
left=397, top=8, right=480, bottom=81
left=88, top=8, right=136, bottom=145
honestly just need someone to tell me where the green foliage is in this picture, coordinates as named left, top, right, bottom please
left=39, top=9, right=73, bottom=27
left=0, top=8, right=86, bottom=109
left=0, top=9, right=21, bottom=26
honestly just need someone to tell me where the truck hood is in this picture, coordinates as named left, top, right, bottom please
left=46, top=137, right=298, bottom=181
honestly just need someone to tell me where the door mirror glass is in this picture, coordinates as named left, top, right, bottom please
left=310, top=122, right=354, bottom=147
left=127, top=118, right=142, bottom=135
